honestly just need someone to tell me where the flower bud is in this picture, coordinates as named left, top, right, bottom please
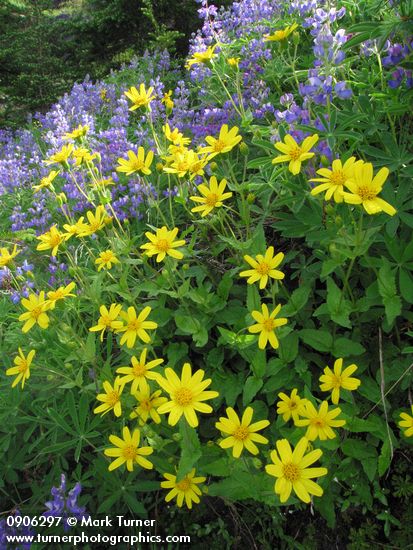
left=292, top=31, right=300, bottom=45
left=325, top=204, right=335, bottom=216
left=252, top=458, right=262, bottom=469
left=209, top=161, right=218, bottom=172
left=172, top=432, right=182, bottom=442
left=156, top=162, right=164, bottom=172
left=247, top=193, right=255, bottom=204
left=239, top=142, right=249, bottom=156
left=320, top=155, right=330, bottom=167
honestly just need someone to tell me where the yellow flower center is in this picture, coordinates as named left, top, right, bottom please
left=51, top=290, right=64, bottom=300
left=17, top=360, right=28, bottom=373
left=312, top=417, right=326, bottom=429
left=289, top=146, right=303, bottom=161
left=50, top=234, right=62, bottom=247
left=101, top=315, right=113, bottom=327
left=283, top=462, right=300, bottom=482
left=101, top=252, right=114, bottom=262
left=156, top=239, right=171, bottom=252
left=262, top=318, right=275, bottom=332
left=140, top=399, right=152, bottom=411
left=331, top=374, right=342, bottom=388
left=205, top=193, right=219, bottom=207
left=128, top=319, right=142, bottom=332
left=107, top=391, right=120, bottom=406
left=213, top=139, right=226, bottom=152
left=133, top=159, right=145, bottom=170
left=175, top=387, right=193, bottom=406
left=357, top=186, right=377, bottom=201
left=31, top=306, right=42, bottom=319
left=289, top=400, right=297, bottom=410
left=122, top=445, right=137, bottom=460
left=274, top=30, right=287, bottom=40
left=256, top=262, right=270, bottom=275
left=133, top=362, right=146, bottom=377
left=330, top=170, right=346, bottom=185
left=233, top=426, right=250, bottom=441
left=176, top=478, right=191, bottom=491
left=89, top=221, right=101, bottom=232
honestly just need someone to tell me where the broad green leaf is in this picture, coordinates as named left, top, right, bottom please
left=176, top=422, right=202, bottom=481
left=332, top=338, right=365, bottom=358
left=326, top=277, right=352, bottom=328
left=282, top=285, right=312, bottom=317
left=243, top=376, right=264, bottom=405
left=299, top=329, right=333, bottom=352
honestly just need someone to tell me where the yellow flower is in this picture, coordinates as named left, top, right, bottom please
left=272, top=134, right=319, bottom=175
left=116, top=348, right=164, bottom=393
left=163, top=149, right=208, bottom=179
left=248, top=303, right=288, bottom=349
left=341, top=163, right=396, bottom=216
left=319, top=358, right=361, bottom=404
left=161, top=469, right=206, bottom=509
left=276, top=389, right=308, bottom=423
left=215, top=406, right=269, bottom=458
left=116, top=147, right=154, bottom=176
left=95, top=250, right=120, bottom=271
left=190, top=176, right=233, bottom=217
left=162, top=123, right=191, bottom=146
left=156, top=362, right=219, bottom=427
left=72, top=147, right=98, bottom=167
left=240, top=247, right=285, bottom=289
left=33, top=170, right=59, bottom=193
left=89, top=177, right=115, bottom=189
left=6, top=348, right=35, bottom=389
left=124, top=83, right=156, bottom=111
left=309, top=157, right=363, bottom=203
left=264, top=23, right=299, bottom=42
left=399, top=405, right=413, bottom=437
left=186, top=45, right=217, bottom=69
left=89, top=303, right=123, bottom=342
left=19, top=291, right=51, bottom=333
left=47, top=281, right=76, bottom=309
left=130, top=387, right=168, bottom=425
left=62, top=124, right=89, bottom=141
left=44, top=144, right=74, bottom=166
left=227, top=57, right=240, bottom=67
left=0, top=244, right=19, bottom=267
left=36, top=225, right=65, bottom=256
left=94, top=377, right=124, bottom=417
left=116, top=306, right=158, bottom=348
left=265, top=437, right=327, bottom=503
left=78, top=205, right=111, bottom=237
left=295, top=400, right=346, bottom=441
left=162, top=90, right=174, bottom=111
left=199, top=124, right=242, bottom=159
left=140, top=226, right=185, bottom=262
left=104, top=426, right=153, bottom=472
left=62, top=217, right=89, bottom=240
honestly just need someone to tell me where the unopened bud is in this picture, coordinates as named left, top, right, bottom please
left=172, top=432, right=182, bottom=442
left=247, top=193, right=255, bottom=204
left=325, top=204, right=335, bottom=216
left=209, top=162, right=218, bottom=172
left=292, top=31, right=300, bottom=45
left=320, top=155, right=330, bottom=167
left=156, top=162, right=164, bottom=172
left=252, top=458, right=262, bottom=469
left=239, top=142, right=249, bottom=156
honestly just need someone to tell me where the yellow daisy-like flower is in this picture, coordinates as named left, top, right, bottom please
left=0, top=244, right=19, bottom=267
left=240, top=247, right=285, bottom=289
left=47, top=281, right=76, bottom=309
left=199, top=124, right=242, bottom=159
left=264, top=23, right=299, bottom=42
left=130, top=387, right=168, bottom=425
left=295, top=400, right=346, bottom=441
left=163, top=149, right=208, bottom=180
left=62, top=124, right=89, bottom=141
left=319, top=358, right=361, bottom=405
left=36, top=225, right=65, bottom=256
left=227, top=57, right=240, bottom=67
left=341, top=163, right=396, bottom=216
left=215, top=406, right=270, bottom=458
left=276, top=389, right=308, bottom=423
left=104, top=427, right=153, bottom=472
left=265, top=437, right=327, bottom=504
left=310, top=157, right=363, bottom=203
left=162, top=124, right=191, bottom=146
left=44, top=144, right=74, bottom=166
left=33, top=170, right=60, bottom=193
left=124, top=84, right=155, bottom=111
left=248, top=303, right=288, bottom=349
left=161, top=469, right=206, bottom=509
left=94, top=377, right=124, bottom=418
left=62, top=217, right=89, bottom=240
left=190, top=176, right=233, bottom=217
left=116, top=147, right=154, bottom=176
left=89, top=176, right=115, bottom=189
left=156, top=362, right=219, bottom=427
left=140, top=226, right=185, bottom=263
left=6, top=348, right=35, bottom=389
left=89, top=303, right=123, bottom=342
left=116, top=306, right=158, bottom=348
left=185, top=45, right=217, bottom=69
left=399, top=405, right=413, bottom=437
left=72, top=147, right=98, bottom=167
left=78, top=205, right=111, bottom=237
left=19, top=291, right=51, bottom=333
left=161, top=90, right=174, bottom=111
left=272, top=134, right=319, bottom=175
left=116, top=348, right=164, bottom=393
left=95, top=250, right=120, bottom=271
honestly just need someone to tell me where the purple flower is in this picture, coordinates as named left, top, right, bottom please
left=43, top=474, right=88, bottom=532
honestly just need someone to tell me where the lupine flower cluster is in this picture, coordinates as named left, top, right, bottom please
left=42, top=474, right=88, bottom=531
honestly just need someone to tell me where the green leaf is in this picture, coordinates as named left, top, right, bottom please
left=167, top=342, right=188, bottom=368
left=246, top=283, right=261, bottom=313
left=332, top=338, right=366, bottom=358
left=174, top=311, right=200, bottom=334
left=342, top=439, right=377, bottom=460
left=250, top=349, right=266, bottom=378
left=217, top=272, right=233, bottom=300
left=326, top=277, right=352, bottom=328
left=176, top=422, right=202, bottom=481
left=278, top=332, right=298, bottom=364
left=243, top=376, right=264, bottom=406
left=84, top=332, right=96, bottom=363
left=282, top=285, right=312, bottom=317
left=299, top=329, right=333, bottom=352
left=378, top=439, right=392, bottom=477
left=399, top=268, right=413, bottom=304
left=215, top=371, right=244, bottom=407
